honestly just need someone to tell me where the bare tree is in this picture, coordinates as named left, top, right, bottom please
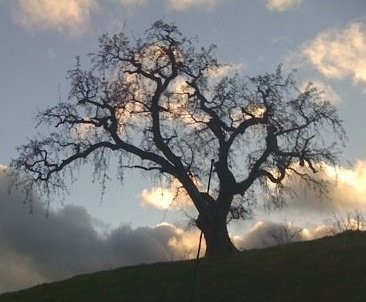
left=327, top=209, right=366, bottom=235
left=265, top=219, right=304, bottom=246
left=11, top=20, right=345, bottom=256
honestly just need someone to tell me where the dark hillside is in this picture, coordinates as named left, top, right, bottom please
left=1, top=231, right=366, bottom=302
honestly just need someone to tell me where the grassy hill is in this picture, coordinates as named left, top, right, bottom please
left=1, top=231, right=366, bottom=302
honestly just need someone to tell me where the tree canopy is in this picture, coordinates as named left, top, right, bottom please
left=12, top=20, right=346, bottom=255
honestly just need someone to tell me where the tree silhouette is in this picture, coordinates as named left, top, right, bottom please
left=12, top=20, right=345, bottom=256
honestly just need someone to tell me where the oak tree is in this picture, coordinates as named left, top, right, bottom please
left=12, top=21, right=345, bottom=256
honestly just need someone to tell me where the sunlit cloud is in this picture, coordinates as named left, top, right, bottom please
left=164, top=64, right=244, bottom=125
left=236, top=220, right=327, bottom=250
left=301, top=224, right=330, bottom=240
left=283, top=161, right=366, bottom=215
left=324, top=161, right=366, bottom=210
left=242, top=221, right=302, bottom=248
left=140, top=179, right=195, bottom=211
left=265, top=0, right=302, bottom=12
left=302, top=21, right=366, bottom=85
left=165, top=223, right=204, bottom=259
left=11, top=0, right=97, bottom=36
left=141, top=187, right=176, bottom=211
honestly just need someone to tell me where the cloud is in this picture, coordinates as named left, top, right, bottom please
left=6, top=158, right=366, bottom=293
left=140, top=180, right=195, bottom=211
left=265, top=0, right=302, bottom=12
left=11, top=0, right=97, bottom=36
left=299, top=80, right=341, bottom=104
left=302, top=21, right=366, bottom=85
left=236, top=220, right=327, bottom=250
left=324, top=161, right=366, bottom=211
left=141, top=187, right=176, bottom=210
left=204, top=63, right=244, bottom=79
left=0, top=168, right=201, bottom=293
left=237, top=221, right=302, bottom=249
left=168, top=0, right=217, bottom=11
left=282, top=161, right=366, bottom=216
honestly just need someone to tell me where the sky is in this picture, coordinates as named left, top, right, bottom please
left=1, top=0, right=366, bottom=293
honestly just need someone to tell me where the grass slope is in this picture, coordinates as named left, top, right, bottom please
left=2, top=231, right=366, bottom=302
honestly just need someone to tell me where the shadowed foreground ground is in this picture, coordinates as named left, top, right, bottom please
left=1, top=231, right=366, bottom=302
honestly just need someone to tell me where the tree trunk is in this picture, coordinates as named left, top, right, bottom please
left=196, top=196, right=239, bottom=256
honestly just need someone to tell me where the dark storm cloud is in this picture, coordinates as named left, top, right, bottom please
left=0, top=168, right=193, bottom=293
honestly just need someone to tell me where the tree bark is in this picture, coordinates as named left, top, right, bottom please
left=196, top=195, right=239, bottom=256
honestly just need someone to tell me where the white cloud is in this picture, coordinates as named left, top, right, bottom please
left=302, top=21, right=366, bottom=85
left=265, top=0, right=302, bottom=12
left=140, top=180, right=195, bottom=211
left=12, top=0, right=97, bottom=36
left=205, top=63, right=244, bottom=79
left=299, top=80, right=341, bottom=104
left=141, top=187, right=176, bottom=210
left=168, top=0, right=217, bottom=11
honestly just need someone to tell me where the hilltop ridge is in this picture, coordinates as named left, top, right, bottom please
left=1, top=231, right=366, bottom=302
